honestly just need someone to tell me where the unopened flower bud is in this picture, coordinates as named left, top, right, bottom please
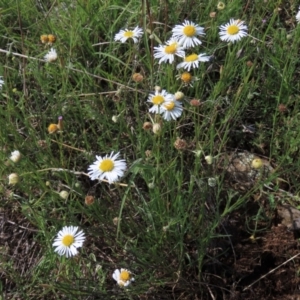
left=154, top=86, right=162, bottom=92
left=8, top=173, right=19, bottom=185
left=59, top=190, right=69, bottom=199
left=132, top=73, right=144, bottom=82
left=251, top=158, right=263, bottom=169
left=217, top=1, right=225, bottom=10
left=174, top=91, right=184, bottom=101
left=112, top=115, right=119, bottom=123
left=205, top=155, right=213, bottom=165
left=10, top=150, right=21, bottom=163
left=152, top=123, right=161, bottom=135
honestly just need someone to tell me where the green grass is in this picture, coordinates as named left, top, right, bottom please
left=1, top=0, right=300, bottom=299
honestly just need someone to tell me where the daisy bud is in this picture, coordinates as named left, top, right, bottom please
left=208, top=177, right=217, bottom=187
left=40, top=34, right=49, bottom=44
left=112, top=115, right=119, bottom=123
left=251, top=158, right=263, bottom=169
left=143, top=122, right=153, bottom=130
left=9, top=150, right=21, bottom=163
left=246, top=60, right=253, bottom=67
left=85, top=195, right=95, bottom=205
left=152, top=123, right=161, bottom=135
left=174, top=138, right=187, bottom=150
left=148, top=182, right=155, bottom=189
left=59, top=190, right=69, bottom=200
left=217, top=1, right=225, bottom=10
left=48, top=124, right=58, bottom=134
left=205, top=155, right=214, bottom=165
left=8, top=173, right=19, bottom=185
left=132, top=73, right=144, bottom=82
left=154, top=86, right=162, bottom=92
left=113, top=217, right=120, bottom=226
left=174, top=91, right=184, bottom=101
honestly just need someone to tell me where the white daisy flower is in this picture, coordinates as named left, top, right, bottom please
left=0, top=77, right=4, bottom=89
left=87, top=152, right=127, bottom=184
left=219, top=19, right=248, bottom=43
left=296, top=7, right=300, bottom=23
left=154, top=39, right=185, bottom=64
left=176, top=53, right=210, bottom=71
left=53, top=226, right=85, bottom=258
left=112, top=268, right=135, bottom=287
left=10, top=150, right=21, bottom=163
left=172, top=20, right=205, bottom=49
left=44, top=48, right=58, bottom=62
left=114, top=26, right=143, bottom=43
left=147, top=89, right=174, bottom=114
left=161, top=100, right=183, bottom=121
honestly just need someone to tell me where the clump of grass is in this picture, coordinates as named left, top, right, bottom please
left=1, top=0, right=300, bottom=299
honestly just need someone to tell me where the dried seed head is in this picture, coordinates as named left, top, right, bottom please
left=143, top=122, right=153, bottom=130
left=85, top=195, right=95, bottom=205
left=174, top=138, right=187, bottom=150
left=190, top=99, right=201, bottom=107
left=278, top=104, right=287, bottom=113
left=209, top=12, right=217, bottom=18
left=246, top=60, right=253, bottom=67
left=132, top=73, right=144, bottom=82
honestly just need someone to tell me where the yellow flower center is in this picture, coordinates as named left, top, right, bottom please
left=183, top=25, right=196, bottom=37
left=152, top=95, right=164, bottom=105
left=164, top=43, right=177, bottom=54
left=227, top=24, right=240, bottom=35
left=181, top=72, right=192, bottom=83
left=124, top=31, right=134, bottom=38
left=120, top=270, right=130, bottom=281
left=62, top=234, right=74, bottom=247
left=184, top=54, right=198, bottom=62
left=99, top=159, right=114, bottom=172
left=164, top=102, right=175, bottom=111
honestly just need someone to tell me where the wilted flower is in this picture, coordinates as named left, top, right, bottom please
left=174, top=91, right=184, bottom=101
left=143, top=122, right=153, bottom=130
left=40, top=34, right=49, bottom=44
left=174, top=138, right=187, bottom=150
left=112, top=268, right=135, bottom=287
left=132, top=73, right=144, bottom=82
left=217, top=1, right=226, bottom=10
left=48, top=124, right=58, bottom=134
left=47, top=34, right=56, bottom=44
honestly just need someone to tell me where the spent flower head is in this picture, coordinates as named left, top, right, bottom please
left=53, top=226, right=85, bottom=258
left=154, top=39, right=185, bottom=64
left=172, top=20, right=205, bottom=49
left=114, top=26, right=143, bottom=43
left=112, top=268, right=135, bottom=287
left=44, top=48, right=58, bottom=62
left=219, top=19, right=248, bottom=43
left=177, top=53, right=210, bottom=71
left=87, top=152, right=127, bottom=184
